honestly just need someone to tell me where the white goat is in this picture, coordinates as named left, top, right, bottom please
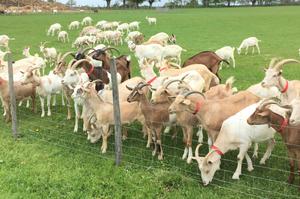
left=146, top=16, right=157, bottom=25
left=40, top=42, right=57, bottom=67
left=117, top=23, right=129, bottom=33
left=96, top=20, right=108, bottom=29
left=237, top=37, right=261, bottom=55
left=125, top=31, right=143, bottom=42
left=21, top=67, right=66, bottom=118
left=129, top=21, right=140, bottom=30
left=192, top=102, right=276, bottom=186
left=127, top=40, right=164, bottom=66
left=57, top=31, right=69, bottom=43
left=73, top=36, right=96, bottom=48
left=81, top=17, right=93, bottom=26
left=47, top=23, right=62, bottom=36
left=215, top=46, right=236, bottom=69
left=68, top=21, right=80, bottom=30
left=0, top=35, right=14, bottom=49
left=162, top=44, right=186, bottom=65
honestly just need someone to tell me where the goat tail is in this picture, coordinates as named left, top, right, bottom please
left=10, top=38, right=15, bottom=40
left=258, top=40, right=262, bottom=42
left=182, top=48, right=187, bottom=52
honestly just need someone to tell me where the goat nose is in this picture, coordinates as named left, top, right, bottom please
left=261, top=82, right=265, bottom=87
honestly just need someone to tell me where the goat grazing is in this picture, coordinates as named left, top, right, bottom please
left=0, top=35, right=14, bottom=49
left=68, top=21, right=80, bottom=30
left=47, top=23, right=62, bottom=36
left=81, top=17, right=93, bottom=26
left=215, top=46, right=236, bottom=69
left=57, top=31, right=69, bottom=43
left=145, top=16, right=157, bottom=25
left=237, top=37, right=261, bottom=55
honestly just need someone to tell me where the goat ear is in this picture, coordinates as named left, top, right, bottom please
left=264, top=68, right=267, bottom=72
left=183, top=99, right=191, bottom=105
left=257, top=111, right=269, bottom=117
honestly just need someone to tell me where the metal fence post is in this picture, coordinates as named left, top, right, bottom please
left=110, top=57, right=122, bottom=166
left=7, top=52, right=19, bottom=139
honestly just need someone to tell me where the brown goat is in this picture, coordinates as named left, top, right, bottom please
left=182, top=51, right=229, bottom=81
left=247, top=100, right=300, bottom=190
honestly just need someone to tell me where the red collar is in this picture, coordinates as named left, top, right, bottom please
left=211, top=145, right=224, bottom=156
left=279, top=118, right=289, bottom=132
left=147, top=76, right=157, bottom=85
left=193, top=101, right=202, bottom=115
left=84, top=65, right=94, bottom=76
left=159, top=67, right=167, bottom=72
left=281, top=80, right=289, bottom=93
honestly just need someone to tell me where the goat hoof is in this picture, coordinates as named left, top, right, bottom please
left=122, top=135, right=127, bottom=141
left=252, top=154, right=258, bottom=159
left=232, top=173, right=240, bottom=180
left=187, top=158, right=192, bottom=164
left=247, top=166, right=254, bottom=172
left=152, top=150, right=156, bottom=156
left=158, top=155, right=163, bottom=160
left=259, top=160, right=266, bottom=165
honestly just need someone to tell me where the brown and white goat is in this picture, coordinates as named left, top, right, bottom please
left=247, top=100, right=300, bottom=190
left=182, top=51, right=229, bottom=81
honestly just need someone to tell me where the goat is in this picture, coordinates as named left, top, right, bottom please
left=95, top=20, right=107, bottom=29
left=47, top=23, right=62, bottom=36
left=81, top=17, right=92, bottom=26
left=154, top=77, right=235, bottom=163
left=128, top=41, right=164, bottom=66
left=193, top=100, right=276, bottom=186
left=74, top=81, right=147, bottom=153
left=57, top=31, right=69, bottom=43
left=145, top=16, right=157, bottom=25
left=20, top=66, right=68, bottom=118
left=117, top=23, right=130, bottom=33
left=247, top=99, right=300, bottom=190
left=182, top=51, right=229, bottom=81
left=289, top=98, right=300, bottom=126
left=215, top=46, right=236, bottom=69
left=155, top=60, right=220, bottom=91
left=125, top=31, right=143, bottom=43
left=237, top=37, right=261, bottom=55
left=127, top=83, right=171, bottom=160
left=144, top=32, right=176, bottom=46
left=0, top=76, right=36, bottom=122
left=261, top=58, right=300, bottom=104
left=0, top=35, right=14, bottom=49
left=162, top=45, right=186, bottom=65
left=40, top=42, right=57, bottom=67
left=68, top=21, right=80, bottom=30
left=129, top=21, right=140, bottom=30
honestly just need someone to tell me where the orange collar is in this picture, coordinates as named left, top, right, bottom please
left=281, top=80, right=289, bottom=93
left=211, top=145, right=224, bottom=156
left=147, top=76, right=157, bottom=85
left=279, top=118, right=289, bottom=132
left=193, top=101, right=202, bottom=115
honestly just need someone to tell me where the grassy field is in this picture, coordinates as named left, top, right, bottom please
left=1, top=7, right=300, bottom=198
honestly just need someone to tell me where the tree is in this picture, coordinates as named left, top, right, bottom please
left=105, top=0, right=112, bottom=8
left=66, top=0, right=76, bottom=7
left=128, top=0, right=145, bottom=8
left=148, top=0, right=156, bottom=7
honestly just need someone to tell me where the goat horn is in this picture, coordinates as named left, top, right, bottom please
left=181, top=73, right=189, bottom=81
left=71, top=59, right=92, bottom=69
left=67, top=59, right=77, bottom=68
left=92, top=79, right=103, bottom=84
left=195, top=144, right=202, bottom=159
left=268, top=58, right=279, bottom=68
left=169, top=62, right=181, bottom=69
left=258, top=97, right=281, bottom=110
left=184, top=91, right=206, bottom=99
left=83, top=47, right=95, bottom=54
left=178, top=82, right=193, bottom=91
left=103, top=47, right=120, bottom=54
left=56, top=53, right=62, bottom=63
left=164, top=79, right=182, bottom=89
left=273, top=59, right=300, bottom=71
left=60, top=51, right=75, bottom=63
left=126, top=85, right=133, bottom=91
left=29, top=66, right=41, bottom=72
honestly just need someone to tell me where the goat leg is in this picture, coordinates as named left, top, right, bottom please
left=245, top=153, right=254, bottom=172
left=288, top=157, right=295, bottom=184
left=232, top=145, right=248, bottom=180
left=259, top=138, right=275, bottom=165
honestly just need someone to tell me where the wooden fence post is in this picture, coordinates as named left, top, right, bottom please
left=7, top=52, right=19, bottom=139
left=110, top=57, right=122, bottom=166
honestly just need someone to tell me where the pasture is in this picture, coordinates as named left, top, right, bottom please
left=1, top=6, right=300, bottom=198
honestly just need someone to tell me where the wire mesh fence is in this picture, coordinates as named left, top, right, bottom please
left=1, top=55, right=300, bottom=198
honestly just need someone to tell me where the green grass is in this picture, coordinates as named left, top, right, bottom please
left=1, top=7, right=300, bottom=198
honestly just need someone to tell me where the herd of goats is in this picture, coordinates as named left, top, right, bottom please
left=1, top=15, right=300, bottom=189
